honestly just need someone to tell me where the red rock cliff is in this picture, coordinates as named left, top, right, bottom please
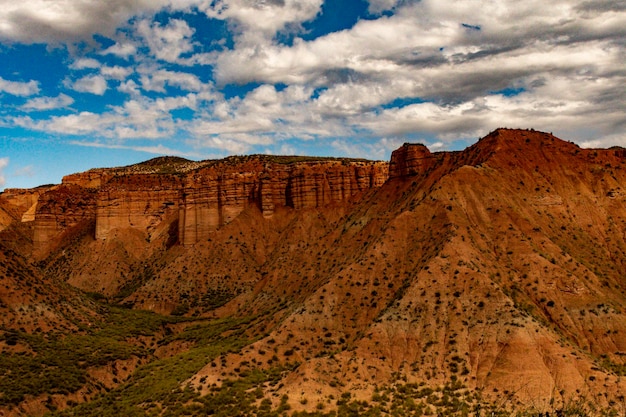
left=96, top=174, right=184, bottom=241
left=388, top=143, right=436, bottom=178
left=30, top=156, right=389, bottom=253
left=0, top=186, right=55, bottom=225
left=178, top=158, right=388, bottom=245
left=33, top=184, right=98, bottom=259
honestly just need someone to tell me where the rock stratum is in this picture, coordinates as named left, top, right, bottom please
left=20, top=156, right=388, bottom=257
left=1, top=128, right=626, bottom=416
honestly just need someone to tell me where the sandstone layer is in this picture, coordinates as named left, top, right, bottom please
left=26, top=156, right=388, bottom=257
left=96, top=174, right=183, bottom=242
left=388, top=142, right=435, bottom=178
left=179, top=158, right=388, bottom=245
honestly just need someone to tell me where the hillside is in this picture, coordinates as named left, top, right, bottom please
left=1, top=129, right=626, bottom=416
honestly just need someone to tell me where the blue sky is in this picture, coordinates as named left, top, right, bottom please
left=1, top=0, right=625, bottom=190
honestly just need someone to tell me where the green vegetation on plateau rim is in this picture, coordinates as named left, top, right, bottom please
left=108, top=154, right=378, bottom=175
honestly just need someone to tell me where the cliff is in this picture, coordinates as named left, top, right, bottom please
left=0, top=186, right=54, bottom=224
left=96, top=174, right=184, bottom=242
left=388, top=142, right=436, bottom=178
left=29, top=156, right=388, bottom=255
left=32, top=184, right=98, bottom=259
left=179, top=157, right=388, bottom=245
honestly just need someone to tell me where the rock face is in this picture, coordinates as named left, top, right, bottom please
left=388, top=143, right=435, bottom=178
left=96, top=174, right=183, bottom=242
left=63, top=170, right=113, bottom=189
left=179, top=158, right=388, bottom=245
left=28, top=156, right=388, bottom=255
left=32, top=185, right=98, bottom=259
left=0, top=187, right=53, bottom=224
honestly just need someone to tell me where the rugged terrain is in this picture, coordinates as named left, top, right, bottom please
left=1, top=128, right=626, bottom=416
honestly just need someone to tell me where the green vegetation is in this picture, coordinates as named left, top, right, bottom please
left=222, top=154, right=374, bottom=166
left=0, top=305, right=252, bottom=410
left=0, top=306, right=181, bottom=407
left=41, top=313, right=262, bottom=416
left=1, top=303, right=618, bottom=417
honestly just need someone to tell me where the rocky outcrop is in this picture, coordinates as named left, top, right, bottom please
left=178, top=159, right=388, bottom=245
left=33, top=184, right=98, bottom=259
left=29, top=156, right=389, bottom=253
left=7, top=129, right=626, bottom=415
left=30, top=130, right=625, bottom=255
left=0, top=186, right=54, bottom=222
left=63, top=170, right=113, bottom=189
left=388, top=143, right=436, bottom=178
left=96, top=174, right=183, bottom=241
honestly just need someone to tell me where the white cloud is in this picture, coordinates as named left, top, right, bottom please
left=101, top=65, right=133, bottom=80
left=201, top=0, right=323, bottom=41
left=136, top=18, right=196, bottom=62
left=72, top=75, right=108, bottom=95
left=192, top=132, right=277, bottom=154
left=15, top=112, right=103, bottom=136
left=0, top=0, right=200, bottom=43
left=0, top=77, right=40, bottom=96
left=139, top=69, right=206, bottom=93
left=14, top=91, right=202, bottom=139
left=21, top=93, right=74, bottom=111
left=0, top=0, right=323, bottom=46
left=118, top=79, right=142, bottom=96
left=2, top=0, right=626, bottom=160
left=70, top=57, right=101, bottom=69
left=199, top=0, right=625, bottom=151
left=0, top=157, right=8, bottom=189
left=101, top=41, right=138, bottom=58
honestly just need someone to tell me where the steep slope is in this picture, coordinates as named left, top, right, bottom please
left=0, top=187, right=51, bottom=232
left=0, top=219, right=96, bottom=334
left=184, top=129, right=626, bottom=413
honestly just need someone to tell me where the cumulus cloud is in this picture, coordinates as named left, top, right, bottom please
left=136, top=18, right=196, bottom=62
left=100, top=65, right=133, bottom=81
left=201, top=0, right=323, bottom=41
left=2, top=0, right=626, bottom=162
left=0, top=157, right=8, bottom=189
left=212, top=0, right=626, bottom=92
left=200, top=0, right=626, bottom=149
left=71, top=75, right=108, bottom=95
left=139, top=69, right=206, bottom=93
left=21, top=93, right=74, bottom=111
left=70, top=58, right=101, bottom=70
left=0, top=77, right=39, bottom=96
left=101, top=41, right=138, bottom=58
left=14, top=91, right=201, bottom=139
left=0, top=0, right=200, bottom=43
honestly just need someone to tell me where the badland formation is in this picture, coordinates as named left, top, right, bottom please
left=1, top=128, right=625, bottom=416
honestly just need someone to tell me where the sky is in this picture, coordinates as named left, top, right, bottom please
left=0, top=0, right=625, bottom=190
